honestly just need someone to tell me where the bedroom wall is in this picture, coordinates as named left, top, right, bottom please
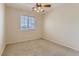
left=5, top=6, right=43, bottom=44
left=0, top=4, right=5, bottom=55
left=43, top=4, right=79, bottom=51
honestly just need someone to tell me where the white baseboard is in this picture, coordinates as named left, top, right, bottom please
left=0, top=45, right=5, bottom=56
left=6, top=38, right=42, bottom=45
left=43, top=37, right=79, bottom=52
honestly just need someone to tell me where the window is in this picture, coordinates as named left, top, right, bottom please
left=20, top=16, right=35, bottom=31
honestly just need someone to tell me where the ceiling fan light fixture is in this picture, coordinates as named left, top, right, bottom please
left=38, top=7, right=41, bottom=10
left=32, top=3, right=51, bottom=13
left=32, top=7, right=37, bottom=11
left=40, top=8, right=44, bottom=12
left=36, top=10, right=40, bottom=13
left=32, top=7, right=44, bottom=13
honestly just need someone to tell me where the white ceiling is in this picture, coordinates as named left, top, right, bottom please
left=6, top=3, right=79, bottom=14
left=6, top=3, right=61, bottom=13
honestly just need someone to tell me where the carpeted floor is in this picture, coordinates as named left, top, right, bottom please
left=2, top=39, right=79, bottom=56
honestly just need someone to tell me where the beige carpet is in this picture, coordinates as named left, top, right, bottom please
left=2, top=39, right=79, bottom=56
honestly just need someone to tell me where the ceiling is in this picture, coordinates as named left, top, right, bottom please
left=6, top=3, right=61, bottom=13
left=6, top=3, right=79, bottom=14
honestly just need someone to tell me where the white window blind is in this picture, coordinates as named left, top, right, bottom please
left=20, top=16, right=35, bottom=31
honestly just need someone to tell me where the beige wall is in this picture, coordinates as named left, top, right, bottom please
left=43, top=4, right=79, bottom=51
left=0, top=4, right=5, bottom=55
left=5, top=6, right=43, bottom=44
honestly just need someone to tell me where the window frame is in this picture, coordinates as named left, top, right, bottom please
left=20, top=15, right=36, bottom=31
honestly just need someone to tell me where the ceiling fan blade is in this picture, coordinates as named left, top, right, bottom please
left=43, top=5, right=51, bottom=7
left=36, top=3, right=51, bottom=7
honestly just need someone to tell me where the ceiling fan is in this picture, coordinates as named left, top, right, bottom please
left=36, top=3, right=51, bottom=7
left=32, top=3, right=51, bottom=13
